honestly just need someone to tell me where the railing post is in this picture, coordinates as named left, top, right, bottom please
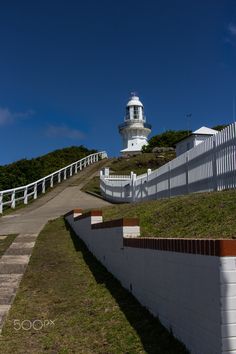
left=50, top=175, right=54, bottom=188
left=70, top=165, right=72, bottom=177
left=42, top=179, right=46, bottom=193
left=64, top=169, right=67, bottom=180
left=131, top=172, right=137, bottom=202
left=75, top=164, right=78, bottom=174
left=212, top=137, right=218, bottom=191
left=186, top=152, right=189, bottom=194
left=80, top=162, right=82, bottom=171
left=33, top=183, right=37, bottom=199
left=0, top=193, right=3, bottom=213
left=168, top=163, right=171, bottom=198
left=58, top=172, right=61, bottom=183
left=147, top=169, right=152, bottom=198
left=24, top=187, right=28, bottom=204
left=11, top=190, right=16, bottom=209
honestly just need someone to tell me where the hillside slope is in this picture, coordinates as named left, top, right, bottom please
left=0, top=145, right=97, bottom=190
left=102, top=190, right=236, bottom=239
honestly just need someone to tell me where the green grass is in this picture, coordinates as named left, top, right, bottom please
left=0, top=235, right=17, bottom=257
left=81, top=175, right=101, bottom=195
left=108, top=152, right=175, bottom=175
left=102, top=190, right=236, bottom=239
left=0, top=218, right=187, bottom=354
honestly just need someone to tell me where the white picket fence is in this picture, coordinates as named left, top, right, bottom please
left=100, top=122, right=236, bottom=203
left=0, top=151, right=108, bottom=214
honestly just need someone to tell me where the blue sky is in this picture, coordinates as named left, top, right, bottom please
left=0, top=0, right=236, bottom=164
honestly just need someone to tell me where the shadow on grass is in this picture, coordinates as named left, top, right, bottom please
left=65, top=220, right=188, bottom=354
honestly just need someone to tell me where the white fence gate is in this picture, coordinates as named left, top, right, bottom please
left=100, top=123, right=236, bottom=203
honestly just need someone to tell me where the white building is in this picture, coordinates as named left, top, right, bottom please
left=175, top=126, right=218, bottom=157
left=118, top=93, right=152, bottom=155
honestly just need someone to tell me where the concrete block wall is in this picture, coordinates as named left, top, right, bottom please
left=65, top=209, right=236, bottom=354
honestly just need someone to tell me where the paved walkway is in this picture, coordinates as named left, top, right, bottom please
left=0, top=160, right=111, bottom=333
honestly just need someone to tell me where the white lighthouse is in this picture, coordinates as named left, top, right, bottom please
left=118, top=93, right=152, bottom=155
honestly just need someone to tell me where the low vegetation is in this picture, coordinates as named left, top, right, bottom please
left=142, top=125, right=229, bottom=153
left=109, top=152, right=175, bottom=175
left=142, top=130, right=190, bottom=152
left=102, top=190, right=236, bottom=239
left=0, top=218, right=187, bottom=354
left=0, top=145, right=97, bottom=191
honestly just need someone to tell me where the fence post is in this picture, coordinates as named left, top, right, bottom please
left=42, top=179, right=46, bottom=193
left=58, top=172, right=61, bottom=183
left=168, top=163, right=171, bottom=198
left=50, top=175, right=54, bottom=188
left=212, top=137, right=218, bottom=191
left=24, top=187, right=28, bottom=204
left=70, top=166, right=72, bottom=177
left=147, top=169, right=152, bottom=198
left=64, top=169, right=67, bottom=180
left=186, top=152, right=189, bottom=194
left=131, top=172, right=137, bottom=202
left=104, top=167, right=110, bottom=177
left=0, top=193, right=3, bottom=213
left=33, top=183, right=37, bottom=199
left=11, top=190, right=16, bottom=208
left=75, top=164, right=78, bottom=174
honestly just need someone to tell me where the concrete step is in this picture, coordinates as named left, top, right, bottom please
left=15, top=235, right=37, bottom=242
left=0, top=274, right=22, bottom=285
left=8, top=242, right=35, bottom=249
left=0, top=293, right=15, bottom=305
left=1, top=255, right=30, bottom=263
left=0, top=305, right=10, bottom=315
left=5, top=248, right=32, bottom=256
left=5, top=242, right=35, bottom=256
left=0, top=256, right=29, bottom=274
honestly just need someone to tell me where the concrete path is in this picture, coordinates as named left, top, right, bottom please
left=0, top=160, right=111, bottom=333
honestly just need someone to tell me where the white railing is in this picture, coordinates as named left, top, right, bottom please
left=106, top=175, right=131, bottom=180
left=0, top=151, right=108, bottom=214
left=100, top=122, right=236, bottom=203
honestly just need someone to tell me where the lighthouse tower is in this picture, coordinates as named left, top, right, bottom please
left=118, top=93, right=152, bottom=155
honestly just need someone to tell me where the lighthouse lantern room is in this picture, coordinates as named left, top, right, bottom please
left=118, top=93, right=152, bottom=155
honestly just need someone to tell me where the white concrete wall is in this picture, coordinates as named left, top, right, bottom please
left=176, top=135, right=195, bottom=156
left=65, top=211, right=236, bottom=354
left=220, top=257, right=236, bottom=353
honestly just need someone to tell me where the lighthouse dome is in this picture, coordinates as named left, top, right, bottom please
left=126, top=95, right=143, bottom=107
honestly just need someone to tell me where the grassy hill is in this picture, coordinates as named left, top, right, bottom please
left=0, top=145, right=97, bottom=190
left=102, top=190, right=236, bottom=239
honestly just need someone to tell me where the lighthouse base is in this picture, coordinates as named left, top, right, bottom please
left=120, top=148, right=143, bottom=157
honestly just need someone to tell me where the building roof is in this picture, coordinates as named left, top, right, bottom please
left=192, top=126, right=218, bottom=135
left=175, top=126, right=219, bottom=146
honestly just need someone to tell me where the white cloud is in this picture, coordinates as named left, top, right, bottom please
left=0, top=108, right=14, bottom=125
left=228, top=23, right=236, bottom=37
left=0, top=107, right=34, bottom=126
left=46, top=124, right=85, bottom=140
